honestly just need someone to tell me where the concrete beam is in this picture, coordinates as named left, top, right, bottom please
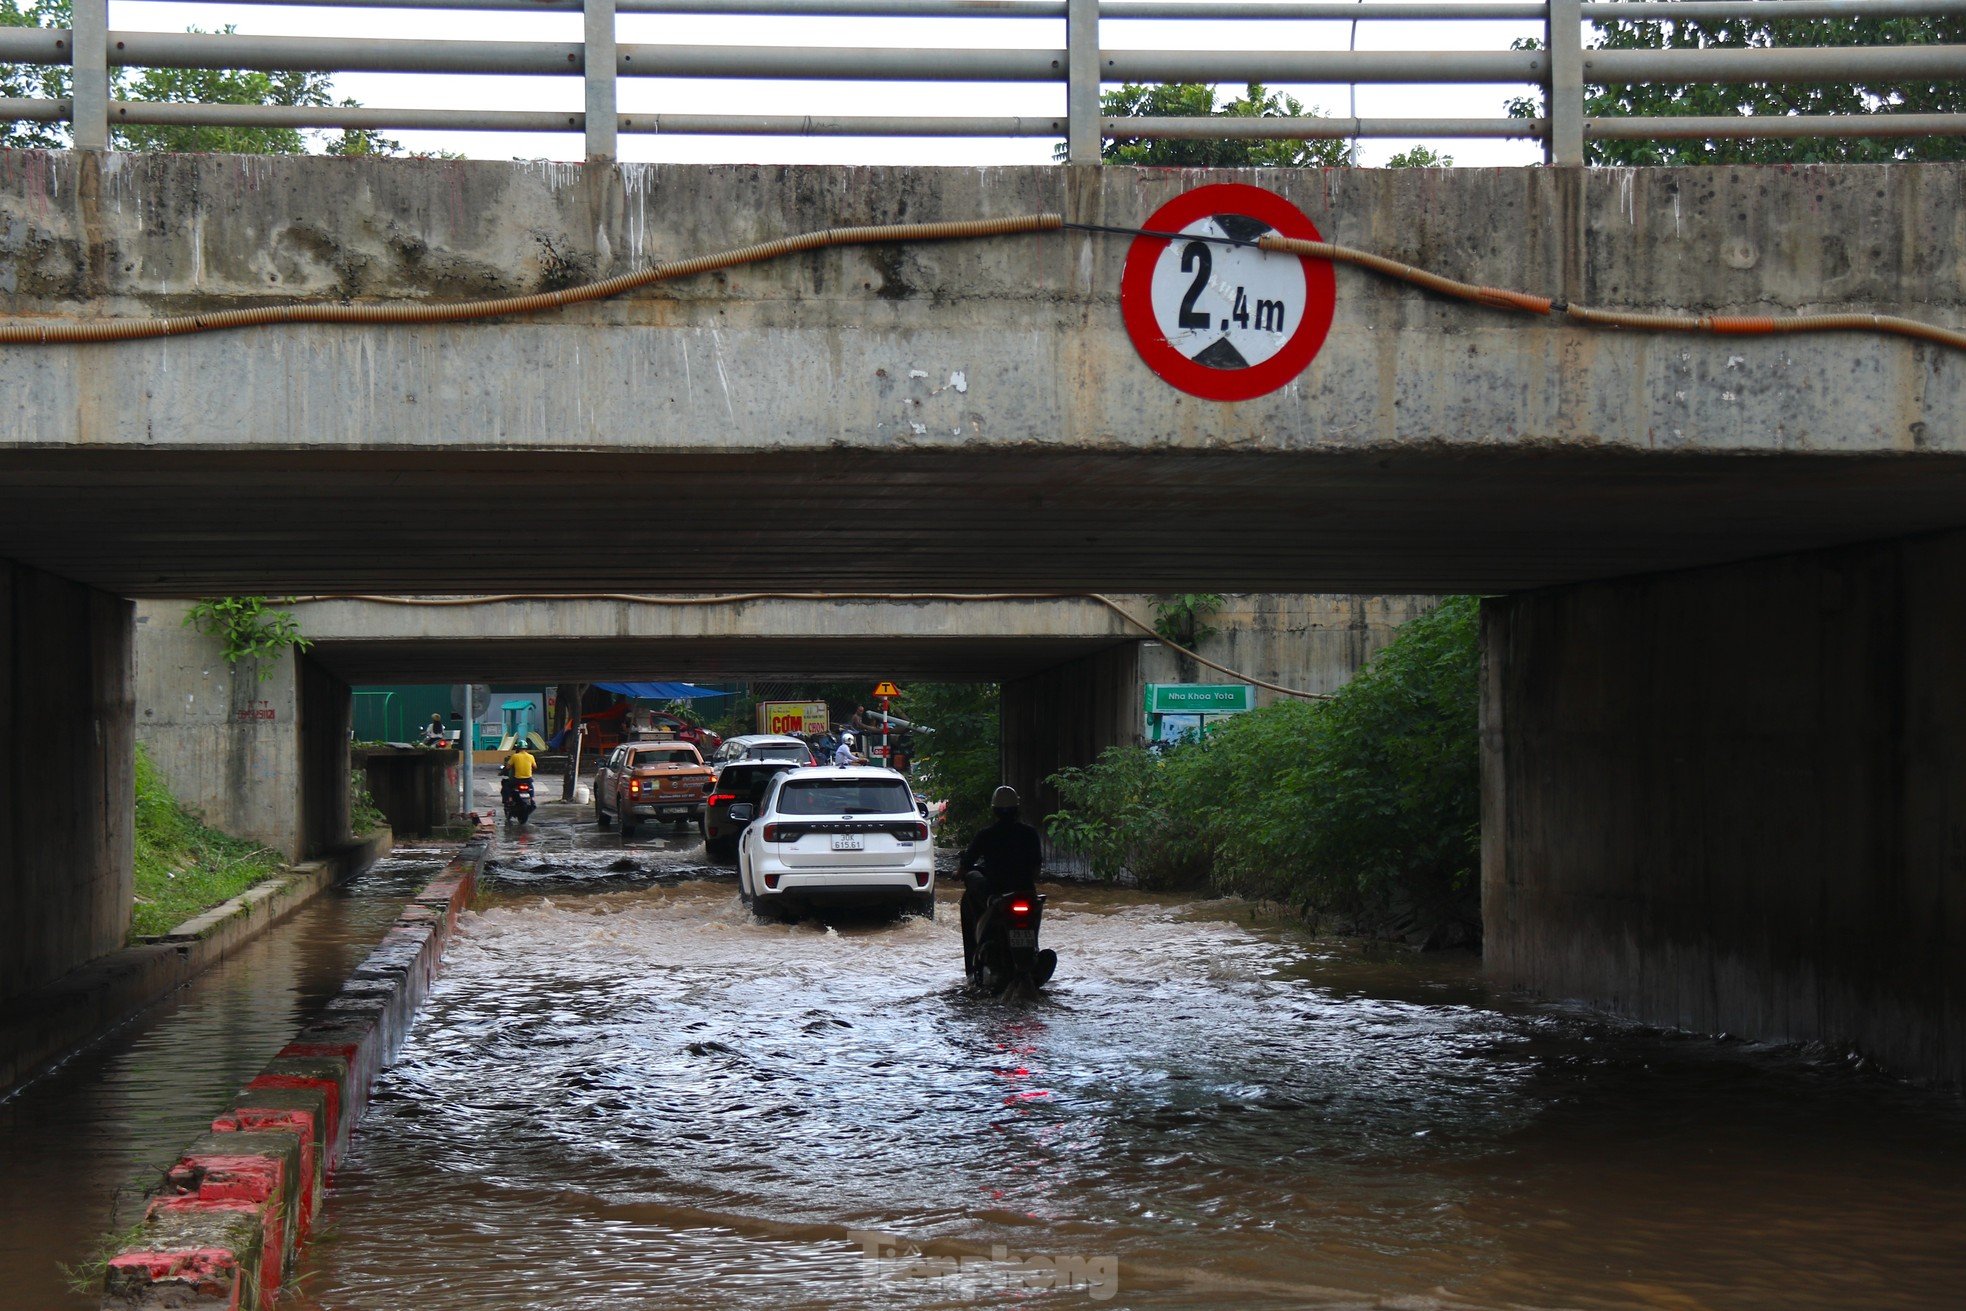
left=0, top=155, right=1962, bottom=595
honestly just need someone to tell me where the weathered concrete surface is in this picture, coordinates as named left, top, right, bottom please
left=1137, top=593, right=1435, bottom=704
left=1483, top=530, right=1966, bottom=1085
left=1002, top=642, right=1142, bottom=820
left=134, top=601, right=303, bottom=860
left=354, top=746, right=455, bottom=837
left=1, top=154, right=1964, bottom=595
left=297, top=656, right=352, bottom=859
left=0, top=558, right=132, bottom=1003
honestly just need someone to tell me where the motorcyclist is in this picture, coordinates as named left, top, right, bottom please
left=422, top=713, right=448, bottom=747
left=833, top=734, right=856, bottom=767
left=502, top=741, right=537, bottom=807
left=957, top=785, right=1043, bottom=976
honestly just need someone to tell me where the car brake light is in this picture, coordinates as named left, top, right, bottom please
left=629, top=779, right=643, bottom=793
left=707, top=793, right=737, bottom=806
left=762, top=823, right=781, bottom=842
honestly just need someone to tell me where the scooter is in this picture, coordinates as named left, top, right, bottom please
left=501, top=774, right=536, bottom=827
left=967, top=887, right=1057, bottom=996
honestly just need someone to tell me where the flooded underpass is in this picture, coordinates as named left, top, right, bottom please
left=277, top=799, right=1966, bottom=1311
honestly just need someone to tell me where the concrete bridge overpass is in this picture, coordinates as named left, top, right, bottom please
left=5, top=152, right=1966, bottom=1082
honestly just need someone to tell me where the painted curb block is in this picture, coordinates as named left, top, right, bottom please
left=100, top=823, right=491, bottom=1310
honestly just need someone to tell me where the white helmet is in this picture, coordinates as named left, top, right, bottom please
left=841, top=733, right=856, bottom=745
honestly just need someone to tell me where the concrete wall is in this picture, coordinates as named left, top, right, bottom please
left=1483, top=531, right=1966, bottom=1085
left=1139, top=594, right=1437, bottom=704
left=133, top=602, right=303, bottom=860
left=0, top=559, right=132, bottom=1001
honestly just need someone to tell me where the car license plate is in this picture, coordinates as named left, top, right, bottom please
left=831, top=834, right=864, bottom=851
left=1008, top=930, right=1037, bottom=948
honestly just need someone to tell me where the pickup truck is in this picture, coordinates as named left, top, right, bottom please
left=594, top=741, right=714, bottom=838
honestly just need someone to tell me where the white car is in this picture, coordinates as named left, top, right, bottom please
left=734, top=765, right=935, bottom=919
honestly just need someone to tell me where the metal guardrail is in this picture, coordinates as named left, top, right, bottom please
left=1, top=0, right=1964, bottom=163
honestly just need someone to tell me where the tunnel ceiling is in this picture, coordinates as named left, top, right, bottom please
left=305, top=635, right=1131, bottom=685
left=8, top=447, right=1966, bottom=597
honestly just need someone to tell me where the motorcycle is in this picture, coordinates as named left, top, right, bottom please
left=501, top=773, right=537, bottom=827
left=967, top=885, right=1057, bottom=996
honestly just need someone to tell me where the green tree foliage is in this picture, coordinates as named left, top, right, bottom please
left=1509, top=6, right=1966, bottom=164
left=1384, top=144, right=1454, bottom=168
left=901, top=682, right=1002, bottom=844
left=1072, top=81, right=1358, bottom=167
left=2, top=3, right=400, bottom=154
left=1047, top=597, right=1481, bottom=941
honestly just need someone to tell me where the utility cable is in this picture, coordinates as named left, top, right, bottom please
left=1, top=207, right=1958, bottom=352
left=281, top=590, right=1337, bottom=700
left=0, top=214, right=1064, bottom=344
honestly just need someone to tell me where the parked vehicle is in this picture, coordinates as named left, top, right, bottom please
left=713, top=734, right=817, bottom=766
left=734, top=766, right=934, bottom=919
left=699, top=758, right=801, bottom=859
left=594, top=741, right=714, bottom=838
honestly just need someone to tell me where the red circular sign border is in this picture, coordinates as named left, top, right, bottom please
left=1120, top=183, right=1337, bottom=403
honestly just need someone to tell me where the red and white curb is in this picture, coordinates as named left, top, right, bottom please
left=100, top=822, right=493, bottom=1309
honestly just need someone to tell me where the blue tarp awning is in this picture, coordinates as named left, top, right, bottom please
left=593, top=681, right=733, bottom=701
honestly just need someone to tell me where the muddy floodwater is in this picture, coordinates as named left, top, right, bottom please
left=285, top=804, right=1966, bottom=1310
left=6, top=797, right=1966, bottom=1311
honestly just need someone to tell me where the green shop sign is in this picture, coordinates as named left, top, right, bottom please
left=1144, top=683, right=1256, bottom=715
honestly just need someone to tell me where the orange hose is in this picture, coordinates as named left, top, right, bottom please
left=0, top=214, right=1063, bottom=344
left=1257, top=234, right=1555, bottom=316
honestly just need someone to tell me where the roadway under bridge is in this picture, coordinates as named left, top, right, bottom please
left=3, top=153, right=1965, bottom=1081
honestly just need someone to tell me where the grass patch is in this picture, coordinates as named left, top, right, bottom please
left=132, top=743, right=284, bottom=939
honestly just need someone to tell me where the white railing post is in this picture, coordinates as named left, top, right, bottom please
left=69, top=0, right=109, bottom=150
left=1066, top=0, right=1100, bottom=163
left=584, top=0, right=618, bottom=162
left=1547, top=0, right=1584, bottom=164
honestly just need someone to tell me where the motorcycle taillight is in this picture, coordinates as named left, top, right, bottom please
left=1006, top=897, right=1035, bottom=926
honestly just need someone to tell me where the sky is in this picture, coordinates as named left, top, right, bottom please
left=108, top=0, right=1549, bottom=167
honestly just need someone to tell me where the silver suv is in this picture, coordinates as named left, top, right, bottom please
left=714, top=734, right=817, bottom=766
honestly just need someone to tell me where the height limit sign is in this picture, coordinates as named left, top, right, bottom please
left=1120, top=183, right=1336, bottom=403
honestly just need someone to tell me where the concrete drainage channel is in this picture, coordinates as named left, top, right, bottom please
left=98, top=822, right=493, bottom=1310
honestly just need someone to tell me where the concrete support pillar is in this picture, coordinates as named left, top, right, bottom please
left=0, top=560, right=133, bottom=1002
left=1483, top=531, right=1966, bottom=1085
left=1000, top=644, right=1141, bottom=821
left=297, top=656, right=352, bottom=858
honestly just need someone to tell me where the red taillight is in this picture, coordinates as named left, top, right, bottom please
left=1007, top=897, right=1034, bottom=925
left=629, top=779, right=643, bottom=793
left=889, top=822, right=930, bottom=841
left=763, top=872, right=781, bottom=890
left=707, top=793, right=737, bottom=806
left=762, top=823, right=781, bottom=842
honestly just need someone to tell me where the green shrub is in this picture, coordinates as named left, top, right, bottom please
left=1046, top=597, right=1481, bottom=936
left=903, top=682, right=1002, bottom=845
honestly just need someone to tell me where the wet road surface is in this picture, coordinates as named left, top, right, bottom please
left=0, top=844, right=450, bottom=1311
left=279, top=795, right=1966, bottom=1311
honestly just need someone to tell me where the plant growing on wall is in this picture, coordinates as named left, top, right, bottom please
left=1153, top=594, right=1223, bottom=649
left=184, top=597, right=312, bottom=679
